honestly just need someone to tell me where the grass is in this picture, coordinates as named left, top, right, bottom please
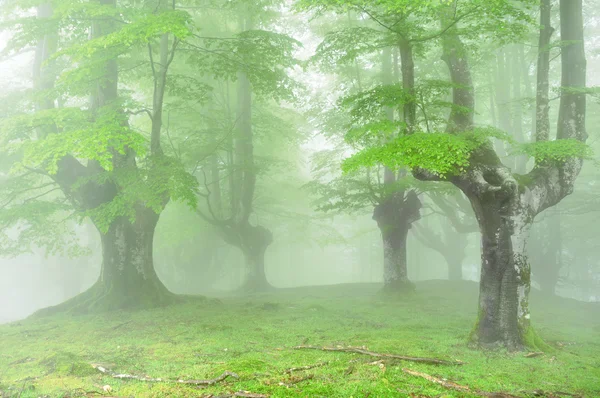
left=0, top=280, right=599, bottom=397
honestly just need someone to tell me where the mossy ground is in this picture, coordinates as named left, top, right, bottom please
left=1, top=280, right=599, bottom=397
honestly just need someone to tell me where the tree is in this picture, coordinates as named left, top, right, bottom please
left=168, top=0, right=303, bottom=292
left=0, top=0, right=197, bottom=313
left=339, top=0, right=590, bottom=349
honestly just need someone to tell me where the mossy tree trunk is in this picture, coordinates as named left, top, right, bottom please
left=468, top=186, right=535, bottom=350
left=36, top=208, right=176, bottom=316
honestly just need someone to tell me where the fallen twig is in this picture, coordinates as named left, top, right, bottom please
left=201, top=392, right=269, bottom=398
left=293, top=345, right=464, bottom=365
left=284, top=362, right=328, bottom=374
left=92, top=364, right=238, bottom=385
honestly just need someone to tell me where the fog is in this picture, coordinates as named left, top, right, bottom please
left=0, top=0, right=599, bottom=396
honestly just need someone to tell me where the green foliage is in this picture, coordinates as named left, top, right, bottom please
left=515, top=139, right=594, bottom=164
left=342, top=127, right=512, bottom=177
left=55, top=9, right=193, bottom=61
left=21, top=108, right=146, bottom=174
left=191, top=30, right=303, bottom=101
left=311, top=27, right=392, bottom=70
left=81, top=157, right=198, bottom=234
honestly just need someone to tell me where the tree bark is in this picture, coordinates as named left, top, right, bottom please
left=373, top=192, right=421, bottom=291
left=35, top=208, right=176, bottom=316
left=467, top=186, right=535, bottom=350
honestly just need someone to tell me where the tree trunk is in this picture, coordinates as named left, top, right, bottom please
left=239, top=225, right=274, bottom=292
left=373, top=191, right=421, bottom=292
left=467, top=191, right=531, bottom=349
left=34, top=208, right=176, bottom=316
left=380, top=223, right=410, bottom=291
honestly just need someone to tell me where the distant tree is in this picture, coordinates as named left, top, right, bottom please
left=169, top=1, right=303, bottom=291
left=412, top=190, right=477, bottom=280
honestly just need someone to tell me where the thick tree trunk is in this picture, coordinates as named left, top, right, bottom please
left=34, top=208, right=176, bottom=316
left=468, top=192, right=535, bottom=350
left=380, top=223, right=410, bottom=291
left=238, top=225, right=274, bottom=292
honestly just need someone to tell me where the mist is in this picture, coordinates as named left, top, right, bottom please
left=0, top=0, right=599, bottom=397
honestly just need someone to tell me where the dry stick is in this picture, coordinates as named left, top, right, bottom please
left=293, top=345, right=464, bottom=366
left=401, top=368, right=470, bottom=392
left=92, top=364, right=238, bottom=385
left=202, top=393, right=269, bottom=398
left=284, top=362, right=328, bottom=374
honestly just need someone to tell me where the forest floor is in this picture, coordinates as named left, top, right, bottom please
left=0, top=280, right=599, bottom=398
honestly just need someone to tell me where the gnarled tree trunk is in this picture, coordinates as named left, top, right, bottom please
left=35, top=208, right=176, bottom=316
left=467, top=183, right=535, bottom=349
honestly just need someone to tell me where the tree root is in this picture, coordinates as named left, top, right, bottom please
left=292, top=345, right=464, bottom=366
left=91, top=364, right=238, bottom=385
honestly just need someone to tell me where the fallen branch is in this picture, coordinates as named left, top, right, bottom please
left=91, top=364, right=238, bottom=386
left=402, top=368, right=470, bottom=392
left=402, top=368, right=521, bottom=397
left=284, top=362, right=328, bottom=374
left=293, top=345, right=464, bottom=366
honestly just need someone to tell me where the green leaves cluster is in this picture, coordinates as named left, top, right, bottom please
left=517, top=139, right=594, bottom=164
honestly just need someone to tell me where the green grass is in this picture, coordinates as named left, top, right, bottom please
left=0, top=280, right=599, bottom=397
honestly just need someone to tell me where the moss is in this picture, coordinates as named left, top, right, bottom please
left=519, top=324, right=554, bottom=353
left=468, top=307, right=485, bottom=344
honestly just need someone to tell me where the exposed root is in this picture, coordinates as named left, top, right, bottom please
left=92, top=364, right=238, bottom=386
left=284, top=362, right=328, bottom=374
left=293, top=345, right=464, bottom=366
left=31, top=282, right=182, bottom=318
